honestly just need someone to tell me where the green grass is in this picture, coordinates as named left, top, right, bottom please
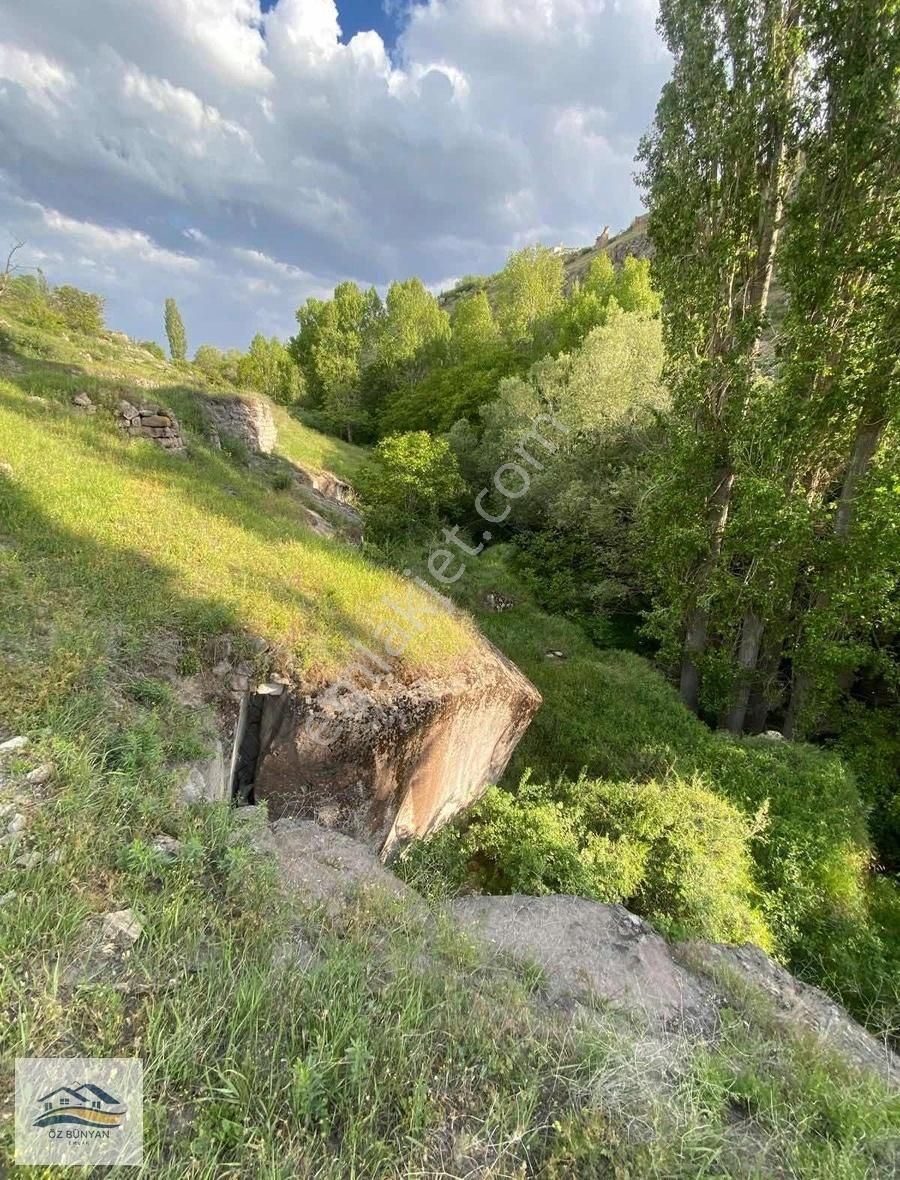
left=0, top=379, right=472, bottom=685
left=272, top=406, right=369, bottom=483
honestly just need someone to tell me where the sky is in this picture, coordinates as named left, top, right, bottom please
left=0, top=0, right=670, bottom=351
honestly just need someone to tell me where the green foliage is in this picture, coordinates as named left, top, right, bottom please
left=831, top=701, right=900, bottom=872
left=138, top=339, right=166, bottom=361
left=449, top=289, right=500, bottom=363
left=356, top=431, right=466, bottom=538
left=373, top=277, right=450, bottom=386
left=494, top=245, right=564, bottom=348
left=290, top=281, right=382, bottom=440
left=164, top=296, right=187, bottom=361
left=237, top=333, right=304, bottom=404
left=50, top=284, right=105, bottom=334
left=404, top=773, right=771, bottom=948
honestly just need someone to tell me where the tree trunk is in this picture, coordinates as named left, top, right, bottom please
left=679, top=466, right=735, bottom=711
left=726, top=609, right=765, bottom=733
left=783, top=402, right=887, bottom=737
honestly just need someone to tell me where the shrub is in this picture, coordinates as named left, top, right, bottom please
left=139, top=340, right=167, bottom=361
left=401, top=772, right=773, bottom=948
left=356, top=431, right=466, bottom=538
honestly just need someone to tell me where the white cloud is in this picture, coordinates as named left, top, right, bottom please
left=0, top=0, right=669, bottom=346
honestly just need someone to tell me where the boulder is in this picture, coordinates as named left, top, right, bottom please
left=450, top=894, right=716, bottom=1031
left=251, top=817, right=417, bottom=915
left=252, top=641, right=541, bottom=857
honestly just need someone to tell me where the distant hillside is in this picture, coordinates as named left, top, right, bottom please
left=440, top=213, right=653, bottom=311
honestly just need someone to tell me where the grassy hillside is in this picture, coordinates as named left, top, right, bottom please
left=0, top=354, right=472, bottom=694
left=1, top=315, right=897, bottom=1176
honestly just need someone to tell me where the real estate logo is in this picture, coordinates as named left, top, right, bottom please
left=15, top=1057, right=143, bottom=1166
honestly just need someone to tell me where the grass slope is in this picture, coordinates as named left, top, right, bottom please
left=0, top=372, right=471, bottom=687
left=0, top=322, right=897, bottom=1176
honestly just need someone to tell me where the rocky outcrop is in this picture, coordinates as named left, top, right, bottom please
left=250, top=817, right=418, bottom=915
left=450, top=895, right=716, bottom=1031
left=291, top=465, right=354, bottom=505
left=250, top=820, right=898, bottom=1090
left=201, top=393, right=277, bottom=454
left=251, top=643, right=541, bottom=858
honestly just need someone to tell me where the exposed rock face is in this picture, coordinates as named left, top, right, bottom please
left=291, top=465, right=353, bottom=505
left=676, top=941, right=898, bottom=1081
left=250, top=819, right=898, bottom=1090
left=252, top=643, right=542, bottom=857
left=450, top=895, right=716, bottom=1031
left=250, top=817, right=418, bottom=915
left=201, top=393, right=277, bottom=454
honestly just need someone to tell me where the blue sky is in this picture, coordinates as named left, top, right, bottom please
left=261, top=0, right=413, bottom=46
left=0, top=0, right=669, bottom=349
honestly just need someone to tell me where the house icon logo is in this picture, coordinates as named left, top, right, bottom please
left=33, top=1083, right=127, bottom=1130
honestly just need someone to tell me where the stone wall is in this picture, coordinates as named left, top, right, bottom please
left=201, top=394, right=277, bottom=455
left=117, top=400, right=185, bottom=452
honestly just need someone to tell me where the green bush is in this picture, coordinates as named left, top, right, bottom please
left=356, top=431, right=466, bottom=538
left=50, top=284, right=105, bottom=334
left=138, top=339, right=167, bottom=361
left=400, top=772, right=773, bottom=949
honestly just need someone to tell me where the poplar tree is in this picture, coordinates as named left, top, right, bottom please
left=637, top=0, right=804, bottom=712
left=164, top=297, right=187, bottom=362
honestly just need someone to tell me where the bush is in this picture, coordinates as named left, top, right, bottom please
left=50, top=284, right=105, bottom=334
left=139, top=340, right=166, bottom=361
left=356, top=431, right=466, bottom=538
left=400, top=772, right=772, bottom=948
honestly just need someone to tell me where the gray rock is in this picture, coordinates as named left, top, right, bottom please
left=677, top=941, right=898, bottom=1083
left=151, top=834, right=181, bottom=861
left=100, top=908, right=143, bottom=946
left=72, top=391, right=93, bottom=408
left=0, top=736, right=28, bottom=754
left=25, top=763, right=53, bottom=786
left=6, top=812, right=26, bottom=836
left=450, top=894, right=716, bottom=1030
left=177, top=740, right=226, bottom=805
left=251, top=818, right=418, bottom=916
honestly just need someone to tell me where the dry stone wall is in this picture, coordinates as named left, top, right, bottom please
left=117, top=400, right=185, bottom=452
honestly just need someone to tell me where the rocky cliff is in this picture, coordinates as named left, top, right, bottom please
left=251, top=640, right=542, bottom=857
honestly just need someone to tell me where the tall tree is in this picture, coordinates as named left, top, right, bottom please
left=495, top=246, right=564, bottom=349
left=164, top=297, right=187, bottom=362
left=638, top=0, right=805, bottom=712
left=774, top=0, right=900, bottom=735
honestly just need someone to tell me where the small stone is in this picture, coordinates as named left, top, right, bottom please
left=761, top=730, right=786, bottom=742
left=0, top=736, right=28, bottom=754
left=151, top=834, right=181, bottom=861
left=14, top=849, right=41, bottom=870
left=0, top=891, right=16, bottom=906
left=545, top=650, right=567, bottom=660
left=25, top=763, right=53, bottom=786
left=7, top=812, right=26, bottom=836
left=212, top=660, right=231, bottom=677
left=256, top=682, right=284, bottom=696
left=100, top=908, right=143, bottom=946
left=141, top=414, right=171, bottom=428
left=0, top=461, right=12, bottom=478
left=72, top=392, right=93, bottom=408
left=229, top=673, right=250, bottom=693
